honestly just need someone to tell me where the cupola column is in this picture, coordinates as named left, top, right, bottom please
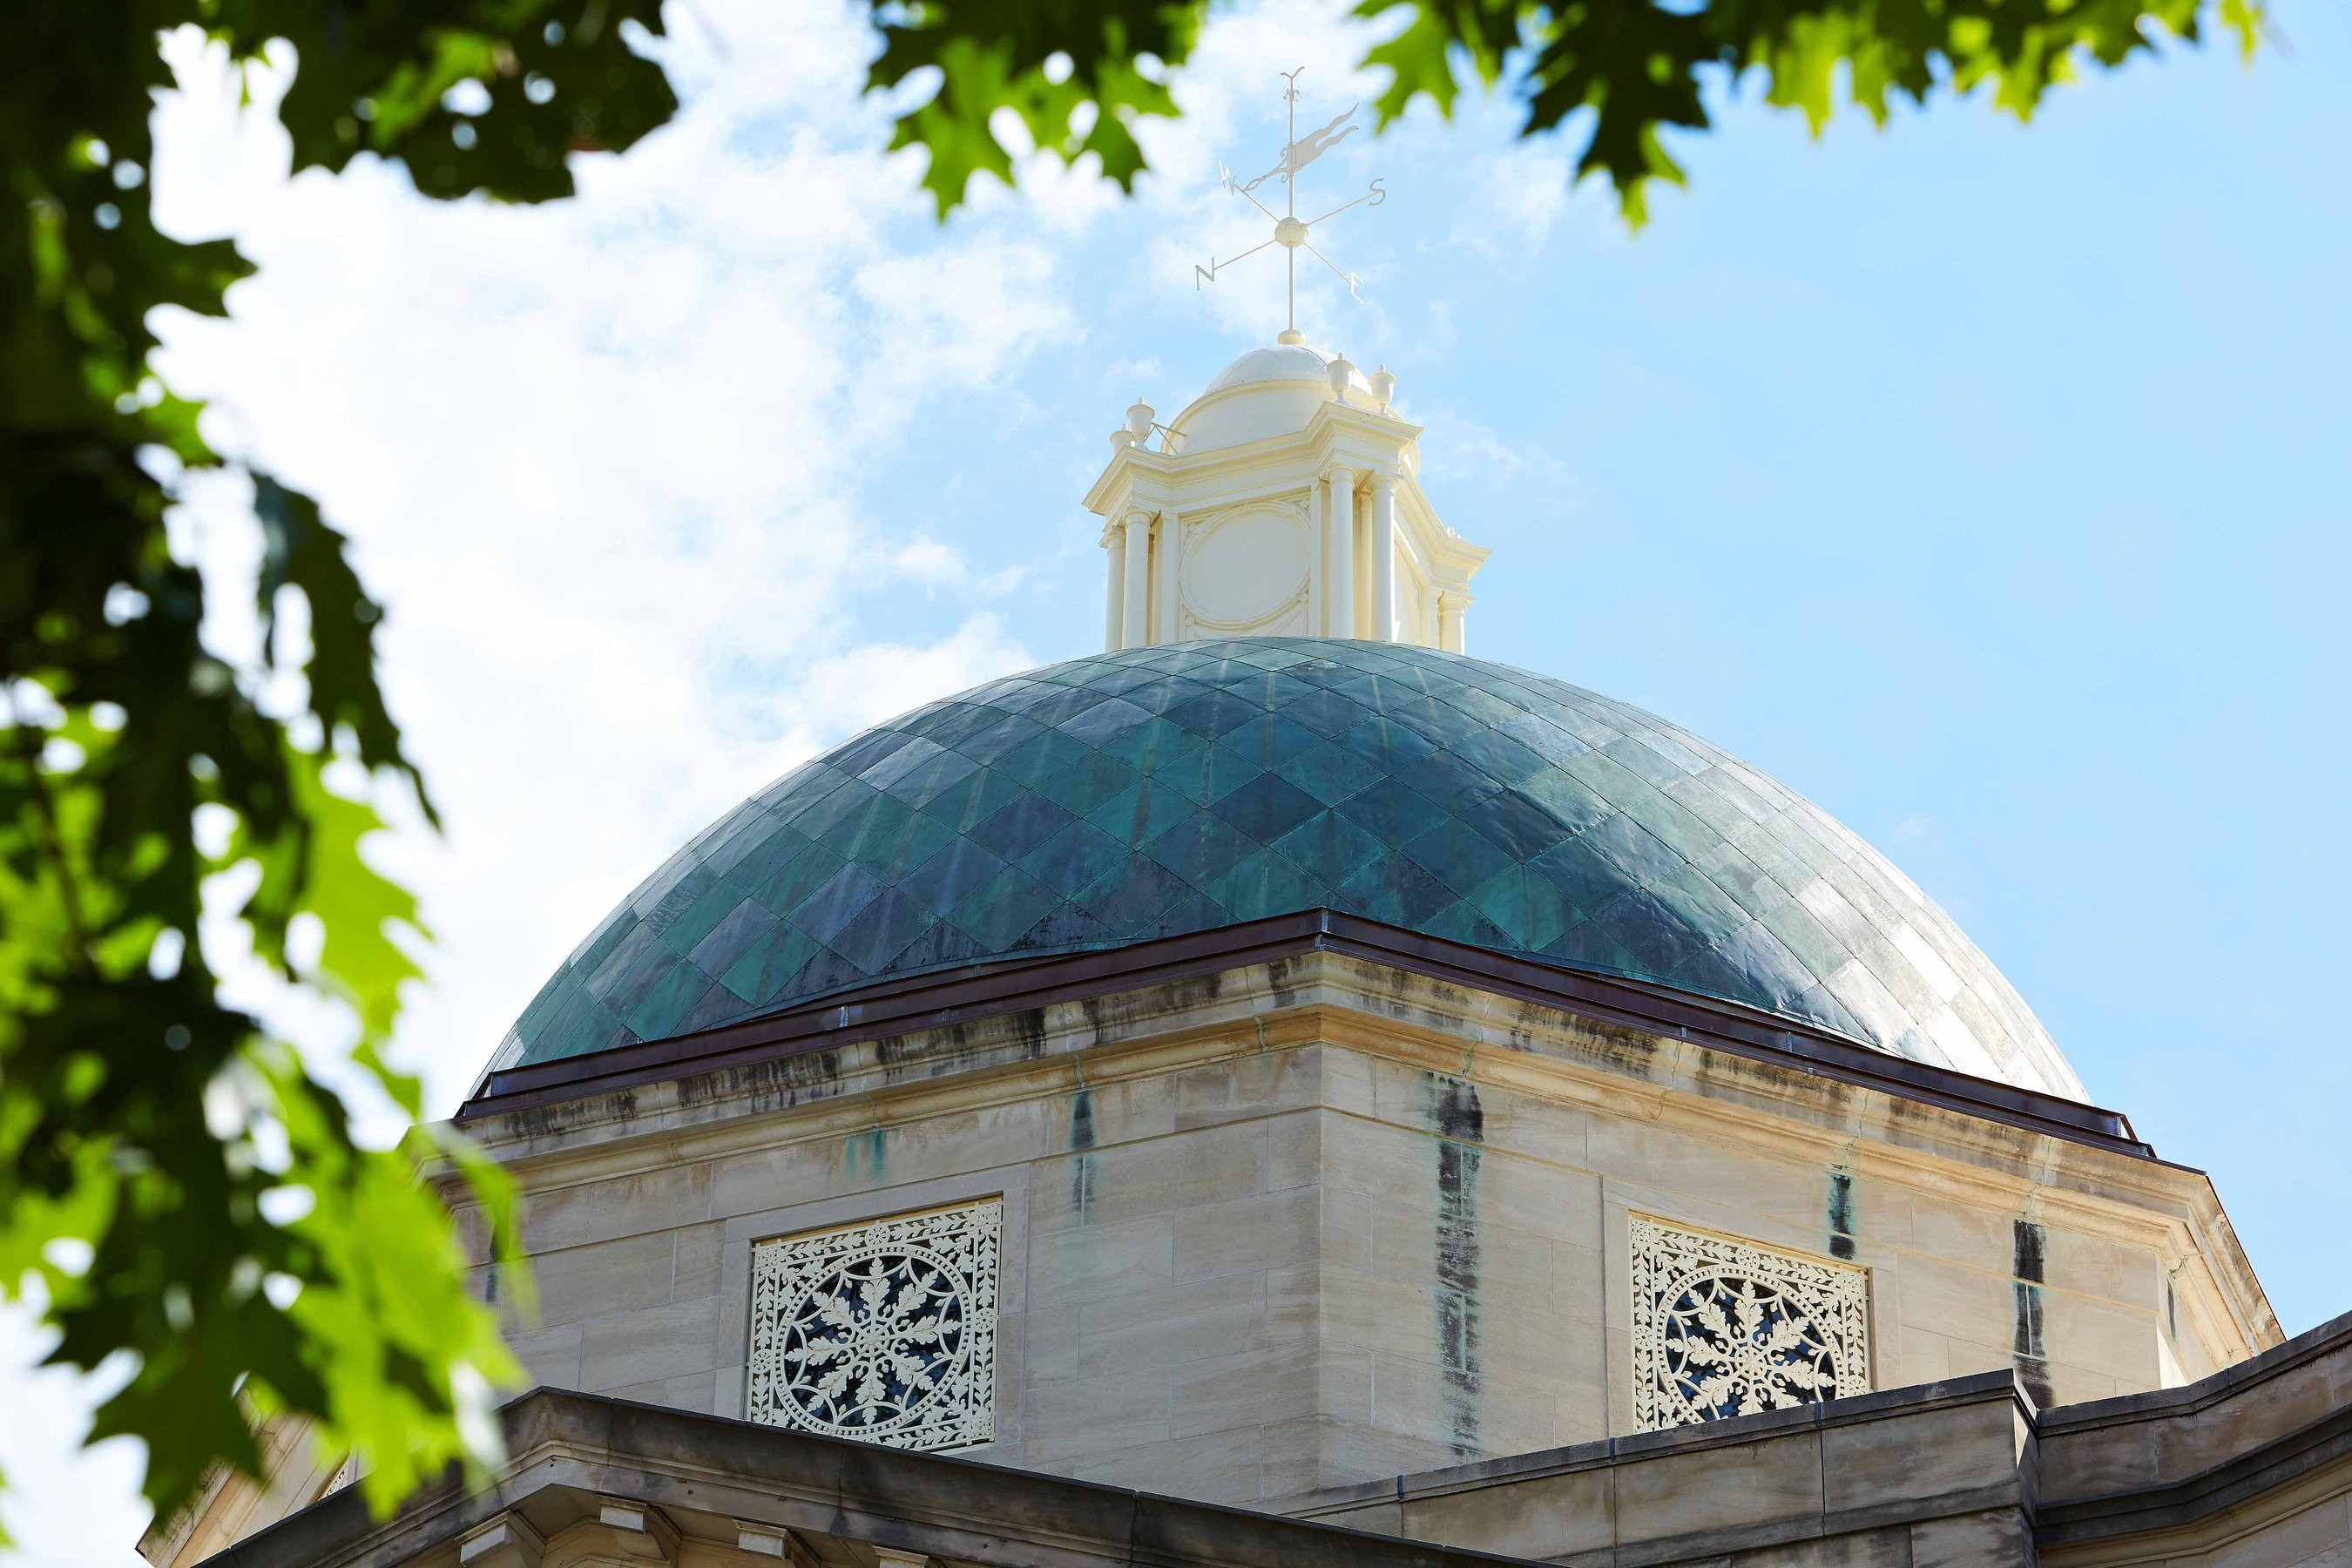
left=1120, top=510, right=1152, bottom=650
left=1154, top=511, right=1182, bottom=645
left=1369, top=474, right=1400, bottom=642
left=1103, top=527, right=1127, bottom=651
left=1437, top=591, right=1467, bottom=654
left=1325, top=468, right=1356, bottom=639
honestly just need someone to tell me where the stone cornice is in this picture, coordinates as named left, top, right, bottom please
left=444, top=912, right=2278, bottom=1357
left=2033, top=1305, right=2352, bottom=1561
left=1083, top=403, right=1432, bottom=514
left=203, top=1387, right=1546, bottom=1568
left=461, top=912, right=2135, bottom=1152
left=164, top=1318, right=2352, bottom=1568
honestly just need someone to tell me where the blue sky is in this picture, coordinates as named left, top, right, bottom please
left=4, top=1, right=2347, bottom=1559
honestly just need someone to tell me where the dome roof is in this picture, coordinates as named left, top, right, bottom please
left=489, top=639, right=2085, bottom=1100
left=1169, top=340, right=1382, bottom=455
left=1202, top=341, right=1367, bottom=396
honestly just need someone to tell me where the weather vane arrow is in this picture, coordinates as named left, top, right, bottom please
left=1196, top=66, right=1388, bottom=338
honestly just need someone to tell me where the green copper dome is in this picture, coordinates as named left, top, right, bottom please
left=489, top=639, right=2084, bottom=1099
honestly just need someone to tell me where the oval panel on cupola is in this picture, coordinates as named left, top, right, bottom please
left=1183, top=503, right=1311, bottom=633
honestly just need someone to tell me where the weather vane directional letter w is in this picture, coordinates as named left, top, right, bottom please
left=1194, top=66, right=1388, bottom=338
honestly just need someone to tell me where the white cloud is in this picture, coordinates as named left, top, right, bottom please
left=0, top=1303, right=147, bottom=1565
left=787, top=614, right=1032, bottom=739
left=145, top=3, right=1079, bottom=1125
left=1445, top=141, right=1578, bottom=273
left=1412, top=405, right=1579, bottom=495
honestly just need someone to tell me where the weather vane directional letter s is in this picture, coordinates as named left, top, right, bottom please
left=1194, top=66, right=1388, bottom=338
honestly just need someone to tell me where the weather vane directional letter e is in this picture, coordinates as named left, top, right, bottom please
left=1195, top=66, right=1388, bottom=340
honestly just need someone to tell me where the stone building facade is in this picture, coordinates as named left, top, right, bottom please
left=145, top=339, right=2348, bottom=1568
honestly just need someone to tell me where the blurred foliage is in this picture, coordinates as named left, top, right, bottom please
left=878, top=0, right=2261, bottom=220
left=0, top=0, right=2254, bottom=1544
left=1, top=0, right=672, bottom=1533
left=874, top=0, right=1203, bottom=213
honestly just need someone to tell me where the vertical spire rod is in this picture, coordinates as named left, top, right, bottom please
left=1283, top=67, right=1300, bottom=335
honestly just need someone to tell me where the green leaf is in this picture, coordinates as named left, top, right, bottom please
left=868, top=0, right=1203, bottom=216
left=253, top=476, right=433, bottom=820
left=1357, top=0, right=1521, bottom=128
left=283, top=746, right=428, bottom=1055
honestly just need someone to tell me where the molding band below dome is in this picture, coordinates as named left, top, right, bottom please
left=459, top=908, right=2153, bottom=1161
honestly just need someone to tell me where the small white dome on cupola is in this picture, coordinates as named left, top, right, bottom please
left=1168, top=338, right=1385, bottom=454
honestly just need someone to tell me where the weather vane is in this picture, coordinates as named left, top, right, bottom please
left=1196, top=66, right=1387, bottom=339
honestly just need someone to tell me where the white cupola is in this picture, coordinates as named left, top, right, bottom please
left=1083, top=339, right=1490, bottom=652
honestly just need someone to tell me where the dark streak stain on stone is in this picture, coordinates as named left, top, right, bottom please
left=1070, top=1085, right=1097, bottom=1222
left=844, top=1127, right=886, bottom=1182
left=2012, top=1218, right=2044, bottom=1283
left=1827, top=1167, right=1856, bottom=1260
left=1429, top=1073, right=1484, bottom=1458
left=2012, top=1217, right=2052, bottom=1407
left=1009, top=1007, right=1050, bottom=1056
left=1578, top=1019, right=1662, bottom=1081
left=1265, top=954, right=1308, bottom=1009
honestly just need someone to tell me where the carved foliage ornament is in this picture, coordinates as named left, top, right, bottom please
left=747, top=1198, right=1001, bottom=1450
left=1630, top=1215, right=1869, bottom=1431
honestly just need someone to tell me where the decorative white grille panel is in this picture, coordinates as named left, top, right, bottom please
left=747, top=1197, right=1001, bottom=1451
left=1630, top=1215, right=1869, bottom=1431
